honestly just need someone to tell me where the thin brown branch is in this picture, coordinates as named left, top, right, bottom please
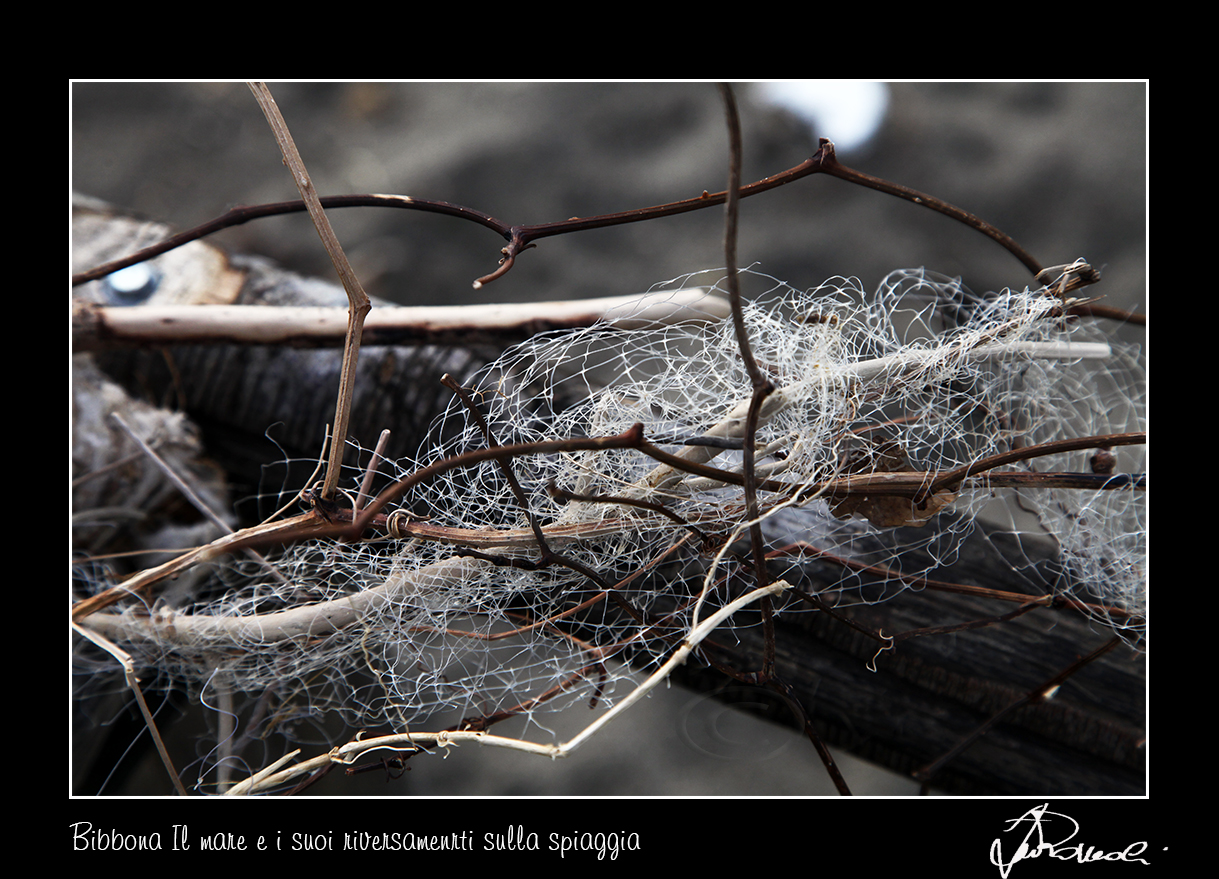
left=630, top=431, right=1146, bottom=502
left=772, top=540, right=1136, bottom=621
left=767, top=677, right=853, bottom=795
left=717, top=84, right=761, bottom=389
left=440, top=374, right=549, bottom=552
left=927, top=431, right=1147, bottom=497
left=547, top=482, right=709, bottom=542
left=355, top=429, right=392, bottom=513
left=298, top=465, right=1142, bottom=565
left=716, top=83, right=773, bottom=592
left=1064, top=301, right=1147, bottom=326
left=352, top=424, right=647, bottom=537
left=436, top=377, right=636, bottom=620
left=886, top=599, right=1046, bottom=643
left=109, top=412, right=287, bottom=585
left=816, top=140, right=1043, bottom=276
left=70, top=510, right=333, bottom=621
left=71, top=193, right=508, bottom=287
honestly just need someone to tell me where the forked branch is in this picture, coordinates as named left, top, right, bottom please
left=248, top=81, right=371, bottom=502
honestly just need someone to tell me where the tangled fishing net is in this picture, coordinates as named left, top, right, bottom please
left=74, top=267, right=1146, bottom=780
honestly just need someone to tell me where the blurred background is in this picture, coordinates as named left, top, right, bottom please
left=70, top=81, right=1147, bottom=795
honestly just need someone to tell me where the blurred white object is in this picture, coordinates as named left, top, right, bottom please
left=754, top=81, right=889, bottom=153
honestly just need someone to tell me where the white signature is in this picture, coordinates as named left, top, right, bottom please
left=990, top=803, right=1150, bottom=876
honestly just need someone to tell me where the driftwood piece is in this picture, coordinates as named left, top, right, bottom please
left=678, top=524, right=1144, bottom=795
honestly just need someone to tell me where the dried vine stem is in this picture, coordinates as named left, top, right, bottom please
left=248, top=81, right=370, bottom=502
left=718, top=83, right=782, bottom=690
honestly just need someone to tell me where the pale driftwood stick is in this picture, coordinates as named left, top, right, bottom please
left=71, top=290, right=729, bottom=351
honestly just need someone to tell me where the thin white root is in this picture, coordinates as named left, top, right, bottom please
left=225, top=579, right=790, bottom=795
left=73, top=289, right=730, bottom=349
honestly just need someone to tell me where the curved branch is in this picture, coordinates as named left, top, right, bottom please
left=76, top=138, right=1067, bottom=298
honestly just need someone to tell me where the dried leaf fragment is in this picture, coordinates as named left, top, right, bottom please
left=830, top=488, right=957, bottom=528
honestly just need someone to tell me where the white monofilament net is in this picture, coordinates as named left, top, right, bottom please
left=77, top=267, right=1146, bottom=754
